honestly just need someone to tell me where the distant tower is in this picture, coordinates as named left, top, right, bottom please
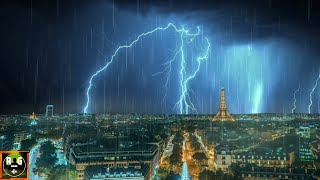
left=212, top=87, right=235, bottom=122
left=29, top=112, right=38, bottom=120
left=45, top=105, right=54, bottom=117
left=29, top=112, right=38, bottom=126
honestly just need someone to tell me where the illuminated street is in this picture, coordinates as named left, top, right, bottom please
left=183, top=132, right=201, bottom=179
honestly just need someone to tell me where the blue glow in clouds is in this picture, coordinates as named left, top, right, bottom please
left=252, top=83, right=263, bottom=114
left=83, top=23, right=210, bottom=114
left=224, top=43, right=275, bottom=114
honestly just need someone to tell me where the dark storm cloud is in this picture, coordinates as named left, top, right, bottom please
left=4, top=0, right=320, bottom=41
left=4, top=0, right=320, bottom=32
left=113, top=0, right=319, bottom=25
left=113, top=0, right=320, bottom=41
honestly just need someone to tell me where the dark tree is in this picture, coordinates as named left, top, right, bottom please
left=189, top=134, right=201, bottom=150
left=212, top=170, right=240, bottom=180
left=215, top=170, right=224, bottom=179
left=34, top=141, right=58, bottom=175
left=165, top=172, right=180, bottom=180
left=47, top=165, right=66, bottom=180
left=156, top=167, right=170, bottom=180
left=199, top=170, right=215, bottom=180
left=186, top=125, right=195, bottom=133
left=172, top=132, right=184, bottom=145
left=169, top=144, right=182, bottom=166
left=192, top=152, right=208, bottom=162
left=20, top=138, right=37, bottom=150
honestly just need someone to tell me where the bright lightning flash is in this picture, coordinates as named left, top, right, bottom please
left=291, top=84, right=300, bottom=113
left=83, top=23, right=210, bottom=114
left=308, top=72, right=320, bottom=114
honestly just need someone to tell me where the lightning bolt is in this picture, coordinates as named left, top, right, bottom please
left=83, top=23, right=210, bottom=114
left=152, top=44, right=182, bottom=104
left=291, top=84, right=300, bottom=113
left=175, top=36, right=210, bottom=114
left=308, top=72, right=320, bottom=114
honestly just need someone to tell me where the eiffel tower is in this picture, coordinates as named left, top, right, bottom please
left=212, top=87, right=235, bottom=122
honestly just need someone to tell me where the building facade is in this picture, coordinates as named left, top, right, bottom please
left=230, top=163, right=316, bottom=180
left=298, top=125, right=316, bottom=162
left=232, top=148, right=294, bottom=168
left=214, top=145, right=232, bottom=172
left=66, top=142, right=160, bottom=180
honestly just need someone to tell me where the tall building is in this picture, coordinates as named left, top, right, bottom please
left=45, top=105, right=54, bottom=117
left=212, top=87, right=234, bottom=122
left=63, top=123, right=164, bottom=180
left=297, top=125, right=316, bottom=162
left=67, top=143, right=159, bottom=180
left=214, top=144, right=232, bottom=172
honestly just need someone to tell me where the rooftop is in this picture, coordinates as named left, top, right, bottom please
left=230, top=163, right=316, bottom=179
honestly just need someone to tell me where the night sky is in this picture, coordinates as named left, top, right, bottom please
left=1, top=0, right=320, bottom=114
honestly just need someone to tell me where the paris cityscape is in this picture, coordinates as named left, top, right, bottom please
left=1, top=88, right=320, bottom=179
left=1, top=0, right=320, bottom=180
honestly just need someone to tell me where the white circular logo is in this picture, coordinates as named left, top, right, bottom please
left=2, top=154, right=26, bottom=178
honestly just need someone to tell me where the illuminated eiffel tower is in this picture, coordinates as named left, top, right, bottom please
left=212, top=87, right=235, bottom=122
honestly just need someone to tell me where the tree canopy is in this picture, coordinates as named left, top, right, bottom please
left=20, top=138, right=37, bottom=151
left=189, top=134, right=201, bottom=150
left=172, top=132, right=184, bottom=145
left=192, top=152, right=208, bottom=161
left=156, top=167, right=170, bottom=180
left=47, top=165, right=77, bottom=180
left=34, top=141, right=58, bottom=176
left=199, top=170, right=240, bottom=180
left=169, top=144, right=182, bottom=166
left=199, top=170, right=215, bottom=180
